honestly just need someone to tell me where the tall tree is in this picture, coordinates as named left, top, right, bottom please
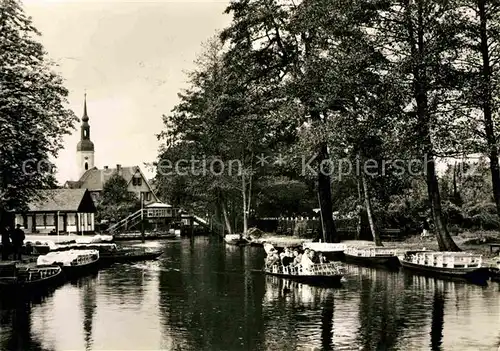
left=97, top=173, right=140, bottom=222
left=0, top=0, right=77, bottom=224
left=157, top=36, right=276, bottom=235
left=457, top=0, right=500, bottom=220
left=376, top=0, right=463, bottom=250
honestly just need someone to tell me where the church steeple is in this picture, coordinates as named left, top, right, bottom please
left=82, top=93, right=89, bottom=122
left=78, top=93, right=93, bottom=147
left=76, top=92, right=95, bottom=177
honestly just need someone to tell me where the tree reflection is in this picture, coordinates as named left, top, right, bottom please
left=355, top=266, right=410, bottom=350
left=0, top=292, right=54, bottom=351
left=158, top=237, right=266, bottom=350
left=430, top=286, right=445, bottom=351
left=79, top=276, right=97, bottom=351
left=99, top=265, right=145, bottom=306
left=320, top=291, right=334, bottom=350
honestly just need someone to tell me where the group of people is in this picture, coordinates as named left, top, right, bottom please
left=265, top=246, right=328, bottom=270
left=1, top=224, right=25, bottom=261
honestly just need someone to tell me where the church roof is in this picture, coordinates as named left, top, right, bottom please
left=25, top=189, right=96, bottom=213
left=77, top=139, right=94, bottom=151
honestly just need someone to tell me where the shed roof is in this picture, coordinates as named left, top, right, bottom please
left=146, top=202, right=172, bottom=208
left=26, top=189, right=97, bottom=213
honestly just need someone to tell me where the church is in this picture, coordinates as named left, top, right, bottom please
left=64, top=95, right=159, bottom=206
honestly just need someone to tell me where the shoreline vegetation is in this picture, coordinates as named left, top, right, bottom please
left=153, top=0, right=500, bottom=255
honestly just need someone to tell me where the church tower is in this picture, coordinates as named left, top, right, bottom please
left=76, top=93, right=95, bottom=178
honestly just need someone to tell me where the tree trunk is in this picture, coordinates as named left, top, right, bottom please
left=356, top=157, right=363, bottom=241
left=425, top=153, right=461, bottom=251
left=214, top=195, right=222, bottom=237
left=221, top=199, right=232, bottom=235
left=247, top=164, right=253, bottom=225
left=242, top=171, right=247, bottom=237
left=301, top=30, right=338, bottom=243
left=452, top=161, right=458, bottom=203
left=361, top=170, right=382, bottom=246
left=317, top=142, right=339, bottom=243
left=408, top=1, right=460, bottom=251
left=478, top=0, right=500, bottom=219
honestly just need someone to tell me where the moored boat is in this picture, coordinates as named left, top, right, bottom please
left=344, top=246, right=401, bottom=268
left=401, top=250, right=491, bottom=282
left=99, top=248, right=163, bottom=265
left=0, top=262, right=63, bottom=294
left=263, top=262, right=345, bottom=286
left=37, top=250, right=100, bottom=279
left=224, top=234, right=250, bottom=246
left=51, top=242, right=118, bottom=253
left=302, top=242, right=346, bottom=261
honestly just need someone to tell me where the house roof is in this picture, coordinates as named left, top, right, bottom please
left=77, top=166, right=142, bottom=191
left=65, top=165, right=160, bottom=203
left=26, top=189, right=97, bottom=213
left=146, top=202, right=172, bottom=208
left=64, top=180, right=82, bottom=189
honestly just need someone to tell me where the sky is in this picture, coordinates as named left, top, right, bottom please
left=22, top=0, right=231, bottom=183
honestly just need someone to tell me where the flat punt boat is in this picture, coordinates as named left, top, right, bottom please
left=37, top=250, right=100, bottom=279
left=344, top=246, right=401, bottom=268
left=263, top=262, right=344, bottom=285
left=0, top=262, right=63, bottom=294
left=401, top=250, right=491, bottom=282
left=224, top=234, right=250, bottom=246
left=99, top=248, right=163, bottom=265
left=51, top=243, right=118, bottom=252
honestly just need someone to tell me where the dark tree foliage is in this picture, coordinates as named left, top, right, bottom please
left=0, top=0, right=77, bottom=224
left=97, top=174, right=140, bottom=222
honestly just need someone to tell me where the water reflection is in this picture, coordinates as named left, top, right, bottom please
left=430, top=286, right=444, bottom=351
left=158, top=238, right=266, bottom=350
left=0, top=292, right=51, bottom=351
left=80, top=276, right=97, bottom=351
left=0, top=238, right=498, bottom=350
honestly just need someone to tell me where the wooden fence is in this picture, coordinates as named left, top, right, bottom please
left=249, top=217, right=405, bottom=241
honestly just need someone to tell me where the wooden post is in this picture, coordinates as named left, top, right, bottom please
left=76, top=213, right=80, bottom=235
left=55, top=211, right=59, bottom=236
left=63, top=213, right=68, bottom=233
left=32, top=214, right=36, bottom=233
left=140, top=192, right=145, bottom=243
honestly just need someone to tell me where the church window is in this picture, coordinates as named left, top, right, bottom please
left=85, top=162, right=88, bottom=170
left=84, top=130, right=88, bottom=138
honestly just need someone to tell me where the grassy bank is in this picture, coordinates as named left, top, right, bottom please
left=385, top=231, right=500, bottom=259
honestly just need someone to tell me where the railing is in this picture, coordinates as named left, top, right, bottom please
left=268, top=262, right=344, bottom=276
left=107, top=209, right=143, bottom=234
left=409, top=251, right=483, bottom=268
left=345, top=246, right=399, bottom=257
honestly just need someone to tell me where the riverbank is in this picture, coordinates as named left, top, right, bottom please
left=385, top=231, right=500, bottom=258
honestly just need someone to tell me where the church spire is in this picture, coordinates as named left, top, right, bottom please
left=82, top=92, right=89, bottom=122
left=77, top=91, right=95, bottom=177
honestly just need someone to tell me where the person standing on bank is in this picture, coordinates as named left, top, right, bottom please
left=10, top=224, right=25, bottom=260
left=1, top=226, right=11, bottom=260
left=421, top=218, right=431, bottom=239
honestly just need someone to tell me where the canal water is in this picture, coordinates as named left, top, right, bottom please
left=0, top=237, right=499, bottom=351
